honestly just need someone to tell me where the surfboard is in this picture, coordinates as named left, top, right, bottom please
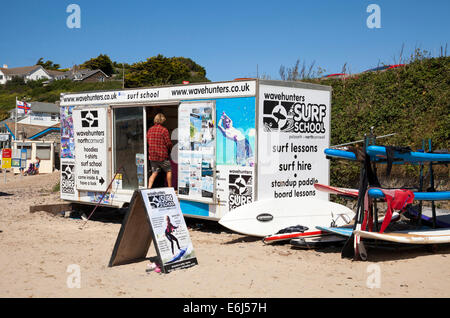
left=354, top=228, right=450, bottom=244
left=166, top=247, right=187, bottom=264
left=324, top=147, right=407, bottom=164
left=317, top=212, right=401, bottom=237
left=290, top=234, right=346, bottom=248
left=263, top=230, right=323, bottom=244
left=218, top=198, right=355, bottom=237
left=324, top=148, right=357, bottom=161
left=314, top=183, right=450, bottom=201
left=368, top=189, right=450, bottom=201
left=314, top=183, right=358, bottom=198
left=406, top=206, right=450, bottom=228
left=366, top=145, right=450, bottom=163
left=316, top=226, right=354, bottom=237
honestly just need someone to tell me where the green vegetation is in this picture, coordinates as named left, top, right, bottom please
left=124, top=54, right=209, bottom=88
left=80, top=54, right=115, bottom=76
left=36, top=58, right=60, bottom=70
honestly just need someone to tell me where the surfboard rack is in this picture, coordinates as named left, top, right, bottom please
left=334, top=128, right=449, bottom=261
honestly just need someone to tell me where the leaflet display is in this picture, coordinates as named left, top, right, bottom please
left=177, top=101, right=216, bottom=203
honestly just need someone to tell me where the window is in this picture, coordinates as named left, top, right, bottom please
left=17, top=144, right=32, bottom=159
left=0, top=75, right=3, bottom=80
left=36, top=144, right=51, bottom=160
left=114, top=107, right=144, bottom=190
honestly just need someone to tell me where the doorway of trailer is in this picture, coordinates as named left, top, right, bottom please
left=112, top=104, right=178, bottom=192
left=145, top=104, right=179, bottom=189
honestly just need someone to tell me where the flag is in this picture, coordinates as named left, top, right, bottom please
left=16, top=100, right=31, bottom=115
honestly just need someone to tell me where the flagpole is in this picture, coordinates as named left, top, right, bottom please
left=14, top=96, right=17, bottom=141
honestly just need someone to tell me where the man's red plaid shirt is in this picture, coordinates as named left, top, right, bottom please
left=147, top=124, right=172, bottom=162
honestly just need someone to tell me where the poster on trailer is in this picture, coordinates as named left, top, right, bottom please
left=177, top=101, right=215, bottom=203
left=257, top=84, right=331, bottom=201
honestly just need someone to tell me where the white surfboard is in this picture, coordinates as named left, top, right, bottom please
left=218, top=198, right=355, bottom=237
left=355, top=228, right=450, bottom=244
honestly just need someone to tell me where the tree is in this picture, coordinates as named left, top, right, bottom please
left=124, top=54, right=209, bottom=88
left=36, top=58, right=60, bottom=70
left=81, top=54, right=114, bottom=76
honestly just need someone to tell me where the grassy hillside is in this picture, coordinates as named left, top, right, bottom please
left=313, top=56, right=450, bottom=188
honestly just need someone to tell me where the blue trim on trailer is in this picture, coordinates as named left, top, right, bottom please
left=180, top=200, right=209, bottom=217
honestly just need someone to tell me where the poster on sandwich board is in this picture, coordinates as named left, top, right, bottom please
left=109, top=187, right=198, bottom=273
left=141, top=188, right=198, bottom=273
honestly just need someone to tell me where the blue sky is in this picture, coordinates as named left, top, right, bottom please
left=0, top=0, right=448, bottom=81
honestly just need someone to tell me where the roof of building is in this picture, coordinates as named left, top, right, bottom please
left=29, top=102, right=59, bottom=113
left=0, top=65, right=45, bottom=76
left=7, top=101, right=59, bottom=115
left=64, top=68, right=108, bottom=81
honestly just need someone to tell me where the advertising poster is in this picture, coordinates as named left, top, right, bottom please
left=141, top=188, right=198, bottom=273
left=257, top=84, right=331, bottom=201
left=216, top=165, right=254, bottom=215
left=60, top=158, right=78, bottom=200
left=216, top=97, right=255, bottom=167
left=178, top=102, right=215, bottom=203
left=73, top=107, right=109, bottom=192
left=60, top=106, right=75, bottom=159
left=214, top=97, right=256, bottom=213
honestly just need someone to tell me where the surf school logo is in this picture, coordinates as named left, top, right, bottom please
left=262, top=100, right=327, bottom=134
left=61, top=163, right=75, bottom=194
left=229, top=173, right=252, bottom=210
left=148, top=194, right=176, bottom=209
left=81, top=110, right=98, bottom=128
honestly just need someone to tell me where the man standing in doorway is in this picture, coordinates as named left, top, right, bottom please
left=147, top=113, right=173, bottom=188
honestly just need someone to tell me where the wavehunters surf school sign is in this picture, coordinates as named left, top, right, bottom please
left=257, top=84, right=331, bottom=201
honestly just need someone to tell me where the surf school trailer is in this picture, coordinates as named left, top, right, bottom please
left=59, top=79, right=332, bottom=220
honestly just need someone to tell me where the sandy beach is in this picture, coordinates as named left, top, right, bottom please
left=0, top=171, right=449, bottom=299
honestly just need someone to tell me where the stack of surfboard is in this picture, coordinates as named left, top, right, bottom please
left=218, top=145, right=450, bottom=253
left=321, top=145, right=450, bottom=248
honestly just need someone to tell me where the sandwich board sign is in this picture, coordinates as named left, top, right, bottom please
left=109, top=187, right=198, bottom=273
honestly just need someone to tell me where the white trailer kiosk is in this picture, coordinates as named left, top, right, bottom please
left=59, top=79, right=332, bottom=220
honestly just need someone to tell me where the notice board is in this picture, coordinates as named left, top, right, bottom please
left=73, top=106, right=109, bottom=192
left=109, top=188, right=198, bottom=273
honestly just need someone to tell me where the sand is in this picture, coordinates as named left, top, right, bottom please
left=0, top=171, right=449, bottom=298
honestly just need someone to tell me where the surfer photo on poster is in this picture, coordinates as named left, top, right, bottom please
left=218, top=111, right=254, bottom=167
left=165, top=215, right=181, bottom=255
